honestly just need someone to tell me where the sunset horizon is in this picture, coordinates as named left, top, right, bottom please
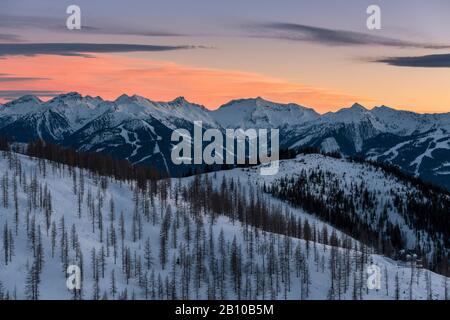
left=3, top=88, right=450, bottom=116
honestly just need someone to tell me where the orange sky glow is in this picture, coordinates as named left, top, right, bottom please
left=0, top=54, right=370, bottom=113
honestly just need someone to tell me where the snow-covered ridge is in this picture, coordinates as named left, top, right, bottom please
left=2, top=92, right=449, bottom=136
left=2, top=93, right=450, bottom=132
left=1, top=92, right=219, bottom=132
left=315, top=103, right=450, bottom=136
left=1, top=92, right=450, bottom=188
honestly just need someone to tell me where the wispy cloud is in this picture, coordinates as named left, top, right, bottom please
left=374, top=54, right=450, bottom=68
left=0, top=33, right=22, bottom=42
left=0, top=15, right=59, bottom=29
left=0, top=43, right=200, bottom=57
left=73, top=26, right=186, bottom=37
left=0, top=14, right=185, bottom=37
left=0, top=90, right=61, bottom=100
left=0, top=74, right=49, bottom=82
left=248, top=22, right=450, bottom=49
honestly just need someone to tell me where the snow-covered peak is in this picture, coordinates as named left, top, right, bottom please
left=349, top=103, right=367, bottom=111
left=47, top=92, right=104, bottom=109
left=169, top=96, right=191, bottom=105
left=5, top=95, right=42, bottom=107
left=219, top=97, right=289, bottom=109
left=319, top=102, right=387, bottom=131
left=1, top=95, right=43, bottom=115
left=46, top=92, right=82, bottom=107
left=211, top=97, right=319, bottom=129
left=115, top=93, right=132, bottom=103
left=51, top=91, right=82, bottom=100
left=114, top=94, right=153, bottom=107
left=323, top=102, right=369, bottom=119
left=167, top=96, right=208, bottom=111
left=152, top=98, right=218, bottom=128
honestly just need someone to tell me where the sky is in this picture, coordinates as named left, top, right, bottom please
left=1, top=0, right=450, bottom=113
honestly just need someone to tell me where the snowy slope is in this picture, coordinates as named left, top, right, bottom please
left=0, top=150, right=448, bottom=300
left=215, top=154, right=450, bottom=261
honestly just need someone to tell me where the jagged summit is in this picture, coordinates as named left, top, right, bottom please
left=373, top=105, right=394, bottom=111
left=170, top=96, right=189, bottom=104
left=115, top=93, right=131, bottom=101
left=349, top=102, right=367, bottom=111
left=114, top=93, right=150, bottom=105
left=47, top=92, right=87, bottom=105
left=218, top=96, right=281, bottom=109
left=57, top=91, right=82, bottom=99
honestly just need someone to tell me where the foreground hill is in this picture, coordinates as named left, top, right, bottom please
left=0, top=150, right=448, bottom=300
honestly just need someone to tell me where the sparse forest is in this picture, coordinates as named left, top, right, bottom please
left=0, top=148, right=448, bottom=300
left=268, top=166, right=450, bottom=275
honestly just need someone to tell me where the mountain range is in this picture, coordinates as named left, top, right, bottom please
left=1, top=92, right=449, bottom=189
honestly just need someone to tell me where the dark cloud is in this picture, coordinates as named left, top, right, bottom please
left=248, top=22, right=450, bottom=49
left=0, top=14, right=185, bottom=37
left=375, top=54, right=450, bottom=68
left=0, top=90, right=62, bottom=100
left=0, top=74, right=50, bottom=82
left=0, top=43, right=199, bottom=57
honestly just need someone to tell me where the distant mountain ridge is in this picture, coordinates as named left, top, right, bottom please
left=1, top=93, right=449, bottom=189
